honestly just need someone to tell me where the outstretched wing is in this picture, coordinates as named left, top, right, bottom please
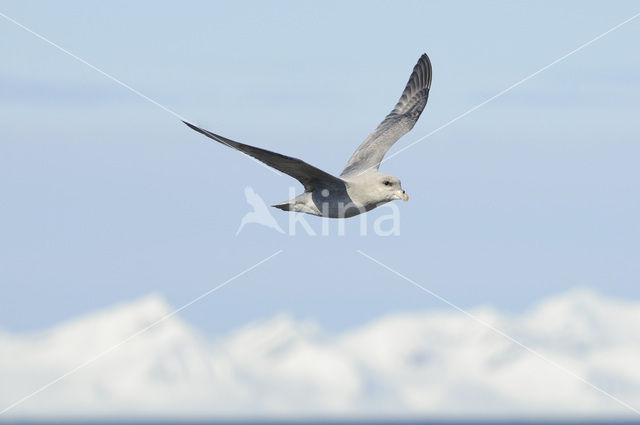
left=183, top=121, right=342, bottom=191
left=341, top=54, right=432, bottom=177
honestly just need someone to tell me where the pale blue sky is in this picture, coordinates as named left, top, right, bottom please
left=1, top=0, right=639, bottom=335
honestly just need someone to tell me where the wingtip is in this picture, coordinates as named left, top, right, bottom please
left=420, top=53, right=431, bottom=68
left=419, top=52, right=432, bottom=89
left=182, top=120, right=206, bottom=134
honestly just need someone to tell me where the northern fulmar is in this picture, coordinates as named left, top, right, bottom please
left=183, top=53, right=432, bottom=218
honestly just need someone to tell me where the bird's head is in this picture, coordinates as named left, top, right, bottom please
left=377, top=173, right=408, bottom=202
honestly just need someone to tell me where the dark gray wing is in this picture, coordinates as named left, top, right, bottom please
left=183, top=121, right=342, bottom=191
left=341, top=54, right=432, bottom=177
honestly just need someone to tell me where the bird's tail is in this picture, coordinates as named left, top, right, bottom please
left=272, top=201, right=292, bottom=211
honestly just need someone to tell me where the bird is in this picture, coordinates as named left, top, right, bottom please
left=183, top=53, right=432, bottom=218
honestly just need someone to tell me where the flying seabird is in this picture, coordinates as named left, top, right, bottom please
left=184, top=53, right=432, bottom=218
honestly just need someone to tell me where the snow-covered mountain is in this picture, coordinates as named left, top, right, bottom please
left=1, top=289, right=640, bottom=420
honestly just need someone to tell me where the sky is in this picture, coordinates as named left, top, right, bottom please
left=1, top=0, right=640, bottom=337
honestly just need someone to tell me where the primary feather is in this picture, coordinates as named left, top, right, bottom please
left=340, top=54, right=432, bottom=177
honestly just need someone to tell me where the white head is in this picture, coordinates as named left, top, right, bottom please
left=376, top=173, right=409, bottom=202
left=346, top=172, right=408, bottom=205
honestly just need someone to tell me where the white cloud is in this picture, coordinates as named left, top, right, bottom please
left=1, top=289, right=640, bottom=420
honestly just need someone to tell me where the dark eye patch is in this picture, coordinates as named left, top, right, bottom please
left=383, top=181, right=391, bottom=186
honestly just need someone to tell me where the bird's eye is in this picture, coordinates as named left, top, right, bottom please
left=383, top=181, right=391, bottom=186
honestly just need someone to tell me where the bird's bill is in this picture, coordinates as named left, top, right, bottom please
left=396, top=191, right=409, bottom=201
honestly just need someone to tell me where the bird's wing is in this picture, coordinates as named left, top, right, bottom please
left=340, top=54, right=432, bottom=177
left=183, top=121, right=343, bottom=191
